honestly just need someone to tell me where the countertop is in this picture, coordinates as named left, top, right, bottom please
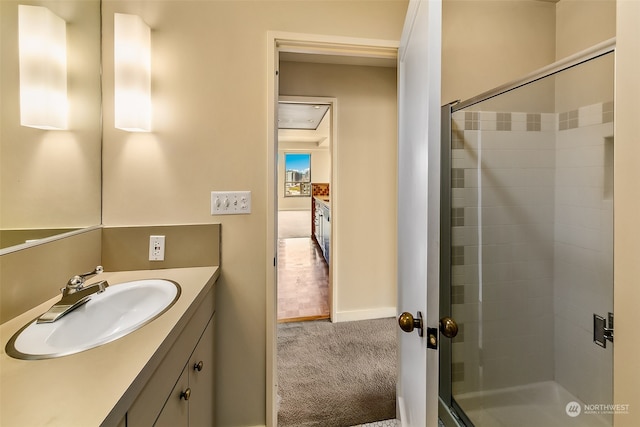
left=314, top=196, right=330, bottom=209
left=0, top=266, right=219, bottom=426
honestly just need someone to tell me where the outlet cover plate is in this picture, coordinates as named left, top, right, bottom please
left=149, top=235, right=165, bottom=261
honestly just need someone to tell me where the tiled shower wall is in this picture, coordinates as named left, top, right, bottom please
left=450, top=103, right=614, bottom=405
left=554, top=106, right=614, bottom=412
left=450, top=110, right=557, bottom=394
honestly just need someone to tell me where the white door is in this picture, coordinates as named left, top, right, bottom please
left=397, top=0, right=442, bottom=426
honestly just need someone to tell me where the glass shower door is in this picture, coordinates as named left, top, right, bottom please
left=440, top=50, right=615, bottom=427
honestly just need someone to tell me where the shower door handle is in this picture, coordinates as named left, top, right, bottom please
left=440, top=316, right=459, bottom=338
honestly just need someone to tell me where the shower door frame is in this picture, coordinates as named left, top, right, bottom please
left=438, top=37, right=617, bottom=427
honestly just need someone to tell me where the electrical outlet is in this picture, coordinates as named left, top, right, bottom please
left=149, top=235, right=165, bottom=261
left=211, top=191, right=251, bottom=215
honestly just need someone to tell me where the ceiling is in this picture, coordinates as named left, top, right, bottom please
left=278, top=103, right=330, bottom=130
left=278, top=102, right=330, bottom=147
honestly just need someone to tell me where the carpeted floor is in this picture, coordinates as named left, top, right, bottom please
left=277, top=318, right=397, bottom=427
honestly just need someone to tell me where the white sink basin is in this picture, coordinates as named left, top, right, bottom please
left=6, top=279, right=181, bottom=360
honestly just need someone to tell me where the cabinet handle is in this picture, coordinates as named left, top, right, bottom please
left=194, top=361, right=204, bottom=372
left=180, top=388, right=192, bottom=401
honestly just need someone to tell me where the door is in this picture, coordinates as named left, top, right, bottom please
left=397, top=0, right=442, bottom=426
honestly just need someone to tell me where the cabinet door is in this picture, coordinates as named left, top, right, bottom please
left=189, top=315, right=215, bottom=427
left=154, top=366, right=189, bottom=427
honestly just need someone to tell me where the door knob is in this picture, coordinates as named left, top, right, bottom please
left=398, top=311, right=423, bottom=337
left=439, top=316, right=458, bottom=338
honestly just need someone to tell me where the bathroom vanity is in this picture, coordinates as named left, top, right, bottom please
left=0, top=266, right=218, bottom=426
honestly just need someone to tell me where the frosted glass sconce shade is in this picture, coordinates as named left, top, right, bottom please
left=18, top=5, right=68, bottom=130
left=114, top=13, right=151, bottom=132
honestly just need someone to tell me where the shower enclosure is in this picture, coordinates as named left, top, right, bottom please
left=440, top=42, right=615, bottom=427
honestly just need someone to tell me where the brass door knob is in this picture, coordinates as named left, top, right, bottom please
left=439, top=316, right=458, bottom=338
left=194, top=361, right=204, bottom=372
left=180, top=388, right=192, bottom=401
left=398, top=311, right=423, bottom=337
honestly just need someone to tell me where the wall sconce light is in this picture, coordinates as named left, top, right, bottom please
left=114, top=13, right=151, bottom=132
left=18, top=5, right=68, bottom=130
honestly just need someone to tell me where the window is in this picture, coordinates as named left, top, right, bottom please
left=284, top=153, right=311, bottom=197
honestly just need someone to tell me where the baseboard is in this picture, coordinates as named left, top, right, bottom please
left=334, top=306, right=396, bottom=322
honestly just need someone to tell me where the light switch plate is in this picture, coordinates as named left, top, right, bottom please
left=211, top=191, right=251, bottom=215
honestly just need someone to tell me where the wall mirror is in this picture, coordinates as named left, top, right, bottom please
left=0, top=0, right=102, bottom=252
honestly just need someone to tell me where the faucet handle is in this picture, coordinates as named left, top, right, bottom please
left=65, top=266, right=103, bottom=293
left=79, top=265, right=103, bottom=279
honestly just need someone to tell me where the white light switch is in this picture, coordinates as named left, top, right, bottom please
left=211, top=191, right=251, bottom=215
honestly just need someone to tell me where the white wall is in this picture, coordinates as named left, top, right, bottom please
left=279, top=60, right=398, bottom=321
left=100, top=1, right=408, bottom=425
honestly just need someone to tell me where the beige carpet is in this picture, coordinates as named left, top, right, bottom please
left=277, top=318, right=397, bottom=427
left=279, top=210, right=312, bottom=239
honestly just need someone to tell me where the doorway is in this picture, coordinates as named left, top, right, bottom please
left=267, top=33, right=400, bottom=426
left=277, top=98, right=333, bottom=323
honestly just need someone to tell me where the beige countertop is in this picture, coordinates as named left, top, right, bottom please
left=0, top=266, right=219, bottom=426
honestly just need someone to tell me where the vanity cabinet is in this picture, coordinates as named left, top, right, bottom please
left=154, top=316, right=215, bottom=426
left=127, top=286, right=215, bottom=427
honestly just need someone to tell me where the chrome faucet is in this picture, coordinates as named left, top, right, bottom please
left=63, top=265, right=104, bottom=296
left=37, top=266, right=109, bottom=324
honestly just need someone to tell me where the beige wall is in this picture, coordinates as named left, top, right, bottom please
left=555, top=0, right=616, bottom=59
left=442, top=0, right=556, bottom=105
left=0, top=229, right=101, bottom=323
left=279, top=61, right=398, bottom=321
left=100, top=1, right=407, bottom=425
left=554, top=0, right=616, bottom=113
left=614, top=0, right=640, bottom=425
left=0, top=0, right=102, bottom=233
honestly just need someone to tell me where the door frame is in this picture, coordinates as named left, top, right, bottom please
left=266, top=31, right=399, bottom=427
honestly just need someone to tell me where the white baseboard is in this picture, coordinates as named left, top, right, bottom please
left=334, top=306, right=396, bottom=322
